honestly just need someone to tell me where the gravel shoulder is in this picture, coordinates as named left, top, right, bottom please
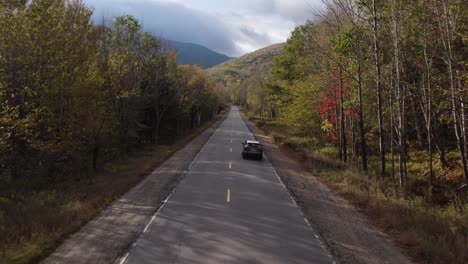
left=242, top=115, right=414, bottom=264
left=42, top=113, right=228, bottom=264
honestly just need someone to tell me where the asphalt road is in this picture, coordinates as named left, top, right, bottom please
left=121, top=107, right=333, bottom=264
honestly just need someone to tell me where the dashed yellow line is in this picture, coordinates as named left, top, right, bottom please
left=227, top=189, right=231, bottom=203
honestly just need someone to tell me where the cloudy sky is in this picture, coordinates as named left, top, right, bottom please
left=83, top=0, right=325, bottom=57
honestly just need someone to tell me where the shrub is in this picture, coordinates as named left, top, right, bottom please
left=270, top=131, right=285, bottom=143
left=289, top=136, right=318, bottom=148
left=255, top=120, right=266, bottom=128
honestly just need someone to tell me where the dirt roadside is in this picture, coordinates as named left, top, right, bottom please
left=242, top=114, right=414, bottom=264
left=41, top=111, right=228, bottom=264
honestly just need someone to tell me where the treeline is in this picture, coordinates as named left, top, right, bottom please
left=241, top=0, right=467, bottom=186
left=0, top=0, right=224, bottom=189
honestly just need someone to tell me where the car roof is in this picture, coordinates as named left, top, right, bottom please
left=246, top=140, right=261, bottom=144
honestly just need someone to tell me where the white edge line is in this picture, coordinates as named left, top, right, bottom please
left=143, top=214, right=156, bottom=233
left=117, top=253, right=129, bottom=264
left=188, top=120, right=220, bottom=170
left=264, top=154, right=335, bottom=260
left=164, top=192, right=174, bottom=203
left=237, top=113, right=327, bottom=246
left=116, top=114, right=226, bottom=264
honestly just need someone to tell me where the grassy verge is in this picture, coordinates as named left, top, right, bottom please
left=248, top=115, right=468, bottom=264
left=0, top=112, right=225, bottom=264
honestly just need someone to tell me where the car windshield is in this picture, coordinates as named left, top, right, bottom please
left=248, top=143, right=261, bottom=148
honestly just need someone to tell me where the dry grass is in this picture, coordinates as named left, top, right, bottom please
left=0, top=114, right=224, bottom=264
left=305, top=152, right=468, bottom=264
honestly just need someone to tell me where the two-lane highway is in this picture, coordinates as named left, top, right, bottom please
left=121, top=107, right=333, bottom=264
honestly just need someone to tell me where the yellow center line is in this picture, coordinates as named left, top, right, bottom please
left=227, top=189, right=231, bottom=203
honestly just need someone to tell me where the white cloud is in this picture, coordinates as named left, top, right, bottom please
left=83, top=0, right=325, bottom=56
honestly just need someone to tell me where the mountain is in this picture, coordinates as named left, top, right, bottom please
left=165, top=39, right=232, bottom=69
left=206, top=43, right=285, bottom=101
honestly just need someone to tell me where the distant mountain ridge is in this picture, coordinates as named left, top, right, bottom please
left=163, top=39, right=233, bottom=69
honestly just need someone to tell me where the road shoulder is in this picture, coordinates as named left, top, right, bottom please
left=241, top=114, right=414, bottom=264
left=42, top=112, right=228, bottom=264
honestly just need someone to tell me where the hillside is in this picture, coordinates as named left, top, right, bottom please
left=206, top=43, right=284, bottom=103
left=166, top=39, right=232, bottom=69
left=207, top=43, right=284, bottom=83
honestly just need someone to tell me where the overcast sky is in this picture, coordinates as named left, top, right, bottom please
left=83, top=0, right=325, bottom=57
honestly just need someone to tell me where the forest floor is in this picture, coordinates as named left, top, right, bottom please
left=0, top=111, right=227, bottom=264
left=243, top=114, right=468, bottom=264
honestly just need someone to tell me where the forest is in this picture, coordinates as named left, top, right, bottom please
left=238, top=0, right=467, bottom=188
left=0, top=0, right=224, bottom=262
left=226, top=0, right=467, bottom=262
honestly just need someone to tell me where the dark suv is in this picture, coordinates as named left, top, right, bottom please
left=242, top=140, right=263, bottom=160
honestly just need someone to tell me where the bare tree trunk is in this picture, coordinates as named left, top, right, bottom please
left=428, top=94, right=433, bottom=187
left=351, top=118, right=356, bottom=156
left=340, top=66, right=347, bottom=163
left=433, top=132, right=449, bottom=168
left=418, top=63, right=449, bottom=172
left=334, top=78, right=342, bottom=160
left=410, top=95, right=424, bottom=149
left=392, top=0, right=406, bottom=186
left=357, top=55, right=368, bottom=174
left=397, top=86, right=407, bottom=186
left=372, top=0, right=385, bottom=178
left=423, top=41, right=434, bottom=186
left=390, top=93, right=396, bottom=180
left=458, top=71, right=467, bottom=164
